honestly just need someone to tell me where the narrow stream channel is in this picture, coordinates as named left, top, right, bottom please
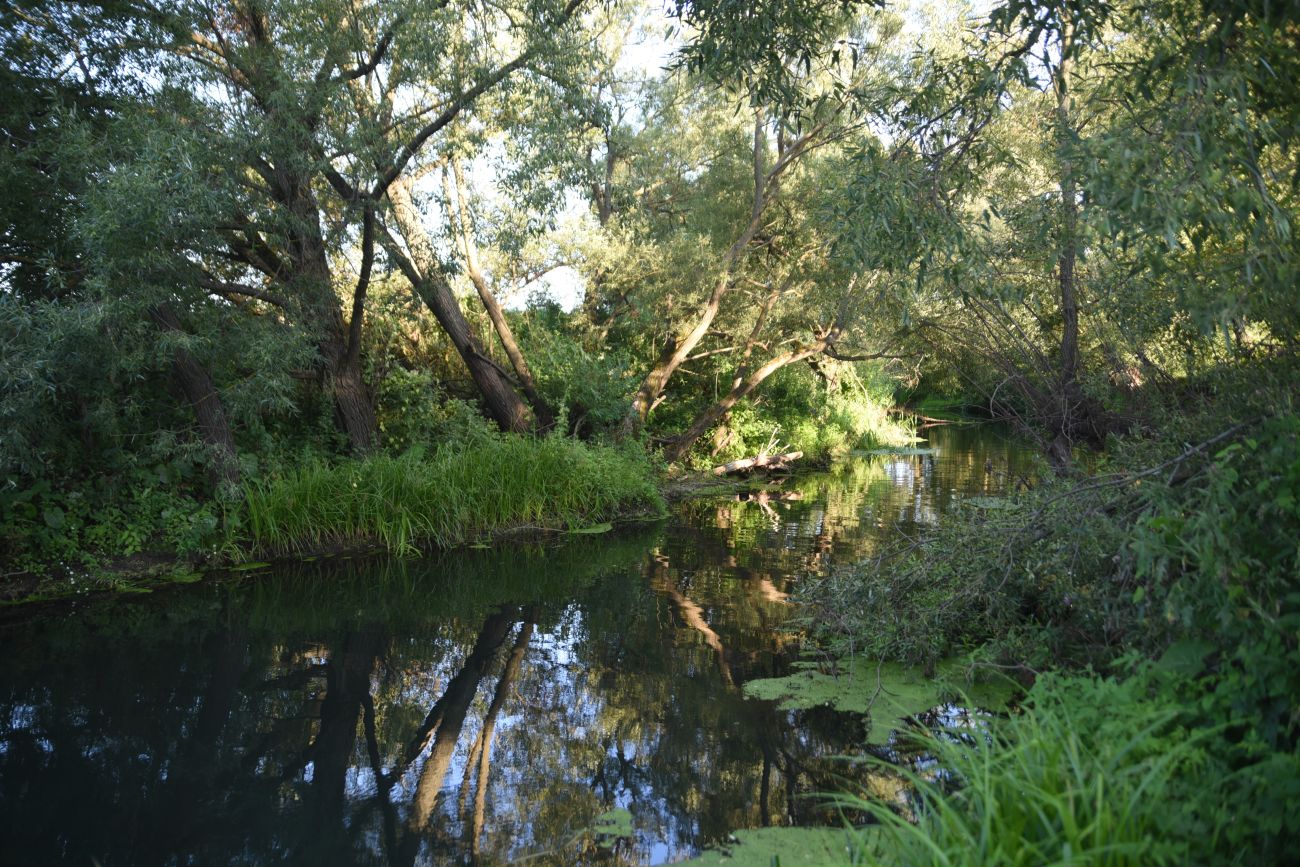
left=0, top=425, right=1035, bottom=866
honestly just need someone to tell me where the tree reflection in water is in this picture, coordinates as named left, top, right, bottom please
left=0, top=426, right=1035, bottom=866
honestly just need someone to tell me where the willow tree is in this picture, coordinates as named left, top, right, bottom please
left=9, top=0, right=599, bottom=455
left=1079, top=0, right=1300, bottom=345
left=560, top=9, right=910, bottom=453
left=827, top=0, right=1299, bottom=466
left=818, top=0, right=1120, bottom=465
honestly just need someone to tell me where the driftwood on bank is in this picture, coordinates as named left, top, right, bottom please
left=712, top=450, right=803, bottom=476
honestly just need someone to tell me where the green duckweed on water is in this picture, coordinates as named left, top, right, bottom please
left=744, top=657, right=1017, bottom=743
left=679, top=826, right=870, bottom=866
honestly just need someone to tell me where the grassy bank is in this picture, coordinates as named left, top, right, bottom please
left=245, top=438, right=664, bottom=556
left=665, top=363, right=917, bottom=469
left=793, top=364, right=1300, bottom=864
left=1, top=436, right=664, bottom=604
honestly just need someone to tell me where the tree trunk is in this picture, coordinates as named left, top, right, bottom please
left=446, top=162, right=555, bottom=429
left=386, top=177, right=535, bottom=433
left=239, top=6, right=378, bottom=455
left=1051, top=15, right=1081, bottom=468
left=711, top=451, right=803, bottom=475
left=619, top=115, right=773, bottom=440
left=281, top=177, right=378, bottom=454
left=618, top=116, right=826, bottom=440
left=663, top=339, right=832, bottom=463
left=149, top=304, right=241, bottom=489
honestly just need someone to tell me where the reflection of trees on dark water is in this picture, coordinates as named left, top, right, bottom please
left=0, top=426, right=1034, bottom=866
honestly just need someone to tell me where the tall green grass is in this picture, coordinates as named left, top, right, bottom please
left=846, top=673, right=1203, bottom=867
left=244, top=438, right=664, bottom=555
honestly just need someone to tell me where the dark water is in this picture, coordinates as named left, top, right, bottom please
left=0, top=425, right=1034, bottom=866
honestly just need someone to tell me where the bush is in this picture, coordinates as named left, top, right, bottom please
left=693, top=362, right=914, bottom=467
left=801, top=470, right=1127, bottom=671
left=518, top=316, right=638, bottom=437
left=1, top=459, right=233, bottom=586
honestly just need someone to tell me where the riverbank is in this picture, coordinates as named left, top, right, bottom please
left=244, top=438, right=664, bottom=554
left=1, top=418, right=915, bottom=608
left=1, top=436, right=665, bottom=607
left=774, top=370, right=1300, bottom=864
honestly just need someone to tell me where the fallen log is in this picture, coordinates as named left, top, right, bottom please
left=712, top=450, right=803, bottom=476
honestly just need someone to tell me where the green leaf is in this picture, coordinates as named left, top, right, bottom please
left=167, top=570, right=203, bottom=584
left=569, top=522, right=613, bottom=535
left=42, top=506, right=65, bottom=530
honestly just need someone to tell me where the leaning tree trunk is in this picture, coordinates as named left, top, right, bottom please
left=663, top=337, right=834, bottom=464
left=386, top=177, right=534, bottom=433
left=618, top=235, right=754, bottom=439
left=446, top=162, right=555, bottom=429
left=618, top=118, right=769, bottom=440
left=150, top=304, right=241, bottom=488
left=618, top=114, right=826, bottom=440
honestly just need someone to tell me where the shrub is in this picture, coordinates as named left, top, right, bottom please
left=700, top=363, right=914, bottom=467
left=812, top=403, right=1300, bottom=864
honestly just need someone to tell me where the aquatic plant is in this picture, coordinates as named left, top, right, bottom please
left=847, top=673, right=1200, bottom=867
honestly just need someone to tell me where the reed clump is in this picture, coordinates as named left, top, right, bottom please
left=849, top=673, right=1201, bottom=867
left=244, top=438, right=663, bottom=556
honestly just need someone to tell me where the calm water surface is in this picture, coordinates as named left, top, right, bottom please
left=0, top=425, right=1034, bottom=866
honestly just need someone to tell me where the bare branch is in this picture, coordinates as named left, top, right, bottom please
left=200, top=277, right=290, bottom=309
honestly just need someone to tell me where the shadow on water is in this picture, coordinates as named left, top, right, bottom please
left=0, top=425, right=1036, bottom=866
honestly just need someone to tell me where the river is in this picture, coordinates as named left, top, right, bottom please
left=0, top=424, right=1035, bottom=866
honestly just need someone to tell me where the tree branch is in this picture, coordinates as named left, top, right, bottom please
left=336, top=20, right=404, bottom=82
left=370, top=0, right=584, bottom=198
left=200, top=277, right=290, bottom=309
left=824, top=346, right=911, bottom=362
left=345, top=204, right=376, bottom=365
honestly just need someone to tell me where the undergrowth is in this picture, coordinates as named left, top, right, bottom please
left=850, top=673, right=1201, bottom=866
left=662, top=362, right=915, bottom=468
left=244, top=437, right=664, bottom=555
left=803, top=361, right=1300, bottom=864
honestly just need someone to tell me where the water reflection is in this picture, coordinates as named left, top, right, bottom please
left=0, top=425, right=1035, bottom=866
